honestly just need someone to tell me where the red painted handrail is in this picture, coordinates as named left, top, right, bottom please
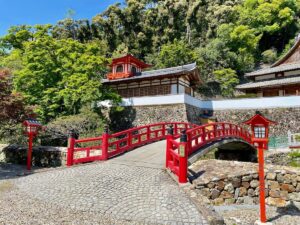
left=67, top=122, right=198, bottom=166
left=166, top=122, right=252, bottom=183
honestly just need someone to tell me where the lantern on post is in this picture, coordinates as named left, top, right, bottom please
left=243, top=112, right=275, bottom=225
left=22, top=119, right=42, bottom=170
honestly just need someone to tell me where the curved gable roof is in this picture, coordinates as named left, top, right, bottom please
left=271, top=34, right=300, bottom=67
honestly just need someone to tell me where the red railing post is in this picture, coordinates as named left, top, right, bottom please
left=178, top=130, right=188, bottom=183
left=102, top=125, right=109, bottom=160
left=147, top=126, right=151, bottom=140
left=67, top=130, right=76, bottom=167
left=166, top=125, right=174, bottom=168
left=162, top=123, right=166, bottom=137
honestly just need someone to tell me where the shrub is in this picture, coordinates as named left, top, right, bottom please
left=262, top=49, right=277, bottom=64
left=40, top=109, right=104, bottom=146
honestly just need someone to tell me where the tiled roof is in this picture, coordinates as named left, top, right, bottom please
left=236, top=75, right=300, bottom=89
left=102, top=62, right=198, bottom=83
left=245, top=63, right=300, bottom=77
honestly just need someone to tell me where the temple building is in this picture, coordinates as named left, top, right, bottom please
left=237, top=35, right=300, bottom=97
left=102, top=54, right=201, bottom=98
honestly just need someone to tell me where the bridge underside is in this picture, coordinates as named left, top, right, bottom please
left=188, top=138, right=257, bottom=165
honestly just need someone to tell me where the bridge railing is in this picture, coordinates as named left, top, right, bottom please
left=288, top=131, right=300, bottom=149
left=67, top=122, right=198, bottom=166
left=166, top=122, right=252, bottom=183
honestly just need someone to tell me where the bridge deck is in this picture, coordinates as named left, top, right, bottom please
left=111, top=140, right=167, bottom=169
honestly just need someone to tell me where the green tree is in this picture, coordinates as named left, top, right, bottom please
left=147, top=39, right=196, bottom=68
left=12, top=33, right=111, bottom=121
left=214, top=68, right=239, bottom=97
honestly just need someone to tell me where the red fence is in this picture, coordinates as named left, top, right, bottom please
left=67, top=122, right=198, bottom=166
left=166, top=122, right=252, bottom=183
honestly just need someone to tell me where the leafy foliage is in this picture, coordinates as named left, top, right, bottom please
left=1, top=0, right=300, bottom=106
left=40, top=107, right=104, bottom=146
left=214, top=68, right=239, bottom=97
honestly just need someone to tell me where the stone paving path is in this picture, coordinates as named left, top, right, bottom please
left=2, top=141, right=208, bottom=225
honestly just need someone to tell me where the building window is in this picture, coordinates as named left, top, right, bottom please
left=131, top=66, right=137, bottom=75
left=254, top=127, right=266, bottom=138
left=116, top=65, right=123, bottom=73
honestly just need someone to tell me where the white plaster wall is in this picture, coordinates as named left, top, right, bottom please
left=120, top=94, right=300, bottom=110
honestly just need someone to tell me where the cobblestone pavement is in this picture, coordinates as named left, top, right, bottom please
left=1, top=141, right=207, bottom=225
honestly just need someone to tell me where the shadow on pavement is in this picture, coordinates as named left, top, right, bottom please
left=269, top=201, right=300, bottom=222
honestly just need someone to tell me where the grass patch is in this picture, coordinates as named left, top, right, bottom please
left=198, top=148, right=218, bottom=160
left=288, top=150, right=300, bottom=167
left=0, top=181, right=13, bottom=193
left=289, top=160, right=300, bottom=167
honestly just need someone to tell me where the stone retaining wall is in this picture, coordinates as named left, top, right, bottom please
left=213, top=108, right=300, bottom=136
left=111, top=104, right=300, bottom=136
left=190, top=160, right=300, bottom=207
left=110, top=104, right=201, bottom=131
left=0, top=144, right=67, bottom=167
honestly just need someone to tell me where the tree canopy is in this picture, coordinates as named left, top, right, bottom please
left=0, top=0, right=299, bottom=120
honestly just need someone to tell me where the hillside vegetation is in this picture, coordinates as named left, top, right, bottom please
left=0, top=0, right=299, bottom=143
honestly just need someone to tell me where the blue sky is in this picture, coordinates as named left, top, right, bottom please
left=0, top=0, right=123, bottom=36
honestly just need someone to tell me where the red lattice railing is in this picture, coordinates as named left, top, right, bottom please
left=166, top=122, right=252, bottom=183
left=67, top=122, right=198, bottom=166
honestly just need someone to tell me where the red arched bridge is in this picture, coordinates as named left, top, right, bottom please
left=67, top=122, right=254, bottom=183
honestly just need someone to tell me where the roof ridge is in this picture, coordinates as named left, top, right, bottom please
left=143, top=62, right=197, bottom=74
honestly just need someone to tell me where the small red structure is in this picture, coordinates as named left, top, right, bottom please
left=244, top=112, right=275, bottom=224
left=23, top=119, right=42, bottom=170
left=107, top=54, right=151, bottom=80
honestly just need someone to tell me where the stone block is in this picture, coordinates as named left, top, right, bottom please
left=236, top=197, right=244, bottom=204
left=207, top=182, right=215, bottom=189
left=281, top=184, right=295, bottom=193
left=269, top=190, right=280, bottom=198
left=296, top=183, right=300, bottom=192
left=200, top=188, right=211, bottom=197
left=266, top=172, right=276, bottom=180
left=243, top=196, right=254, bottom=205
left=280, top=191, right=289, bottom=200
left=242, top=175, right=252, bottom=182
left=239, top=187, right=247, bottom=197
left=266, top=197, right=287, bottom=207
left=231, top=177, right=241, bottom=188
left=283, top=174, right=292, bottom=184
left=268, top=181, right=280, bottom=191
left=250, top=180, right=259, bottom=188
left=213, top=198, right=224, bottom=205
left=220, top=191, right=233, bottom=199
left=277, top=174, right=284, bottom=183
left=234, top=188, right=239, bottom=199
left=288, top=193, right=300, bottom=201
left=224, top=198, right=235, bottom=205
left=224, top=183, right=234, bottom=194
left=211, top=189, right=220, bottom=200
left=242, top=181, right=250, bottom=189
left=216, top=180, right=225, bottom=191
left=248, top=188, right=255, bottom=197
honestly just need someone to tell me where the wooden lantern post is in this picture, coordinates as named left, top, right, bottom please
left=243, top=112, right=275, bottom=224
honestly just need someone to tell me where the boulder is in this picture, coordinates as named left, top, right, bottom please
left=239, top=187, right=247, bottom=197
left=242, top=181, right=250, bottom=189
left=250, top=180, right=259, bottom=188
left=224, top=183, right=234, bottom=194
left=266, top=172, right=276, bottom=180
left=266, top=197, right=286, bottom=207
left=211, top=189, right=220, bottom=200
left=281, top=184, right=295, bottom=193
